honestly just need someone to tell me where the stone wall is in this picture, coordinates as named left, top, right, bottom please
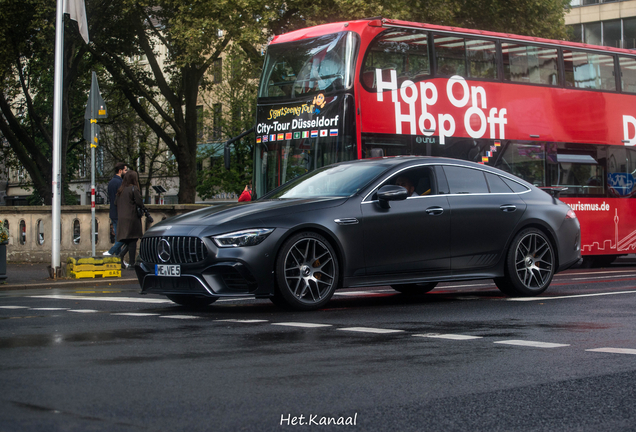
left=0, top=204, right=211, bottom=263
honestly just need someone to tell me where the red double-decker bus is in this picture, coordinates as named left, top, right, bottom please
left=253, top=18, right=636, bottom=264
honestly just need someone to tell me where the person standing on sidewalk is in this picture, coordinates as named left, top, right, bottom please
left=116, top=170, right=147, bottom=269
left=103, top=162, right=128, bottom=256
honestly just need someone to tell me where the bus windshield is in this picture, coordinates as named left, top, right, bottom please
left=259, top=32, right=356, bottom=100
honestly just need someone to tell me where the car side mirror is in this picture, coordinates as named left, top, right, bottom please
left=377, top=185, right=408, bottom=209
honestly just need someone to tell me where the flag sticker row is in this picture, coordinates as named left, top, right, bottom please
left=258, top=129, right=338, bottom=142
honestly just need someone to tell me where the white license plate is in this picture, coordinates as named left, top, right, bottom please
left=155, top=264, right=181, bottom=277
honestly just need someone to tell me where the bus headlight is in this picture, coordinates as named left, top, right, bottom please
left=212, top=228, right=274, bottom=248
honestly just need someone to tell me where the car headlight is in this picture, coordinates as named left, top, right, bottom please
left=212, top=228, right=274, bottom=248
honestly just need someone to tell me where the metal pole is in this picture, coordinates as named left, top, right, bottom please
left=91, top=122, right=96, bottom=257
left=51, top=0, right=65, bottom=277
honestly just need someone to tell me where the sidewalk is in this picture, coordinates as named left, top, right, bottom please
left=0, top=262, right=138, bottom=290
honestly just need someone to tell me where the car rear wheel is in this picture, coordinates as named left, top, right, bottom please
left=166, top=294, right=217, bottom=307
left=391, top=282, right=438, bottom=295
left=500, top=228, right=555, bottom=296
left=275, top=232, right=339, bottom=311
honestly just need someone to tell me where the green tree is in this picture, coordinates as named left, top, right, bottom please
left=87, top=0, right=271, bottom=204
left=271, top=0, right=570, bottom=39
left=196, top=45, right=259, bottom=200
left=0, top=0, right=92, bottom=205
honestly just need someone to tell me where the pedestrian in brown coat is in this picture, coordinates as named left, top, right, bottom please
left=115, top=170, right=147, bottom=268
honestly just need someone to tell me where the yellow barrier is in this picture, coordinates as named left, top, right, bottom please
left=69, top=269, right=122, bottom=279
left=66, top=256, right=123, bottom=279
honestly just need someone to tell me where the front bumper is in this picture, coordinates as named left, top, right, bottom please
left=135, top=233, right=281, bottom=299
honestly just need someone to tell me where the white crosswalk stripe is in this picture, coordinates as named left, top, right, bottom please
left=271, top=322, right=332, bottom=328
left=494, top=340, right=570, bottom=348
left=586, top=348, right=636, bottom=355
left=414, top=333, right=483, bottom=340
left=338, top=327, right=404, bottom=334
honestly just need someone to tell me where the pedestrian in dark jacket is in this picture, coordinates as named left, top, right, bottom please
left=115, top=170, right=147, bottom=268
left=104, top=162, right=127, bottom=256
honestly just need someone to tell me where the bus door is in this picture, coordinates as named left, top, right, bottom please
left=361, top=165, right=450, bottom=278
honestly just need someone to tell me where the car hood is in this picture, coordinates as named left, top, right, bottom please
left=144, top=197, right=347, bottom=237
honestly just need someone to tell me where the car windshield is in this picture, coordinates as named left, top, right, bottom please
left=265, top=163, right=389, bottom=199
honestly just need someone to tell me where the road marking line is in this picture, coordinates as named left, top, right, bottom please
left=438, top=283, right=491, bottom=289
left=507, top=290, right=636, bottom=301
left=160, top=315, right=200, bottom=320
left=561, top=269, right=636, bottom=277
left=30, top=295, right=173, bottom=304
left=67, top=309, right=99, bottom=313
left=271, top=322, right=332, bottom=328
left=216, top=319, right=269, bottom=323
left=572, top=274, right=636, bottom=281
left=586, top=348, right=636, bottom=355
left=112, top=313, right=160, bottom=317
left=30, top=308, right=69, bottom=311
left=216, top=298, right=257, bottom=302
left=0, top=306, right=30, bottom=309
left=414, top=333, right=483, bottom=340
left=494, top=340, right=570, bottom=348
left=338, top=327, right=404, bottom=334
left=333, top=290, right=388, bottom=296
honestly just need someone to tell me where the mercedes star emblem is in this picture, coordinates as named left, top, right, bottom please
left=157, top=238, right=171, bottom=263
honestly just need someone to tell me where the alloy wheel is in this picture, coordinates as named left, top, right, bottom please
left=514, top=232, right=554, bottom=290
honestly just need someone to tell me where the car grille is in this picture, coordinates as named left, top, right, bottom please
left=140, top=236, right=208, bottom=264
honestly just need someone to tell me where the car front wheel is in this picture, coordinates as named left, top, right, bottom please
left=275, top=232, right=339, bottom=311
left=499, top=228, right=555, bottom=296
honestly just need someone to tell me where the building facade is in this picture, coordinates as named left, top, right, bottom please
left=566, top=0, right=636, bottom=48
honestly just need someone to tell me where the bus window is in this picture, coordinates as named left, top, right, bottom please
left=362, top=29, right=430, bottom=90
left=619, top=56, right=636, bottom=93
left=563, top=50, right=616, bottom=91
left=493, top=141, right=547, bottom=187
left=434, top=35, right=497, bottom=80
left=552, top=146, right=605, bottom=197
left=502, top=43, right=558, bottom=86
left=607, top=146, right=636, bottom=197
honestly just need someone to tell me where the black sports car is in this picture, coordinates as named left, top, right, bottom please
left=135, top=157, right=581, bottom=310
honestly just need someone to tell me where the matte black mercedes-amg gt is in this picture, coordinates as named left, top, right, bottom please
left=134, top=157, right=581, bottom=310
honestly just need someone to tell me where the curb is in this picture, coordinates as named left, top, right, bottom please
left=0, top=277, right=138, bottom=291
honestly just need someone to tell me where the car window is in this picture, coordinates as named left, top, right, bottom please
left=485, top=172, right=514, bottom=193
left=380, top=166, right=437, bottom=198
left=442, top=166, right=489, bottom=194
left=502, top=177, right=530, bottom=193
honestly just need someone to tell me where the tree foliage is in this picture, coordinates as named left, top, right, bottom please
left=0, top=0, right=92, bottom=205
left=0, top=0, right=571, bottom=206
left=196, top=45, right=259, bottom=200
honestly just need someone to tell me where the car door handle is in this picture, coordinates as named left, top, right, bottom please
left=426, top=206, right=444, bottom=216
left=500, top=205, right=517, bottom=212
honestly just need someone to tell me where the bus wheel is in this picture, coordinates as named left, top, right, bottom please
left=391, top=282, right=438, bottom=295
left=502, top=228, right=555, bottom=296
left=275, top=232, right=339, bottom=311
left=166, top=295, right=217, bottom=307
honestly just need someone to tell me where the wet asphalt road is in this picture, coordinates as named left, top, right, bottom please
left=1, top=267, right=636, bottom=432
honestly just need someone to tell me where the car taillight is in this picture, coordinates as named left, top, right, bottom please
left=566, top=209, right=577, bottom=219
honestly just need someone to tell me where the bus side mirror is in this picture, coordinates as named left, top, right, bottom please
left=377, top=185, right=408, bottom=209
left=224, top=144, right=230, bottom=170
